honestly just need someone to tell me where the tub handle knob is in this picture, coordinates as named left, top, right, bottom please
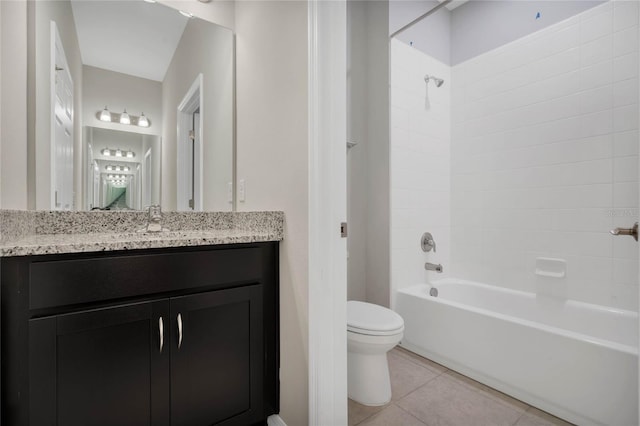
left=610, top=222, right=638, bottom=241
left=421, top=232, right=436, bottom=252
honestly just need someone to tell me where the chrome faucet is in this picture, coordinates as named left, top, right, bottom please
left=425, top=262, right=443, bottom=273
left=146, top=205, right=163, bottom=232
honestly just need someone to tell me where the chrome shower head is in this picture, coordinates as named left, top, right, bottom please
left=424, top=74, right=444, bottom=88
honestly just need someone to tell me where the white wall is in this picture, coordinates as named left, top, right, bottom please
left=83, top=66, right=162, bottom=135
left=161, top=17, right=233, bottom=212
left=347, top=0, right=368, bottom=302
left=390, top=39, right=451, bottom=306
left=347, top=0, right=391, bottom=307
left=366, top=1, right=392, bottom=308
left=82, top=65, right=162, bottom=210
left=451, top=1, right=639, bottom=309
left=1, top=0, right=28, bottom=209
left=234, top=2, right=309, bottom=425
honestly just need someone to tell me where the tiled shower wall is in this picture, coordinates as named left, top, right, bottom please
left=390, top=1, right=639, bottom=310
left=451, top=1, right=639, bottom=309
left=390, top=39, right=451, bottom=305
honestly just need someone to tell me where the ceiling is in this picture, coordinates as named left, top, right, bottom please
left=70, top=0, right=189, bottom=82
left=439, top=0, right=470, bottom=11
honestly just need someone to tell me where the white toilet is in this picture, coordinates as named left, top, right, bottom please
left=347, top=300, right=404, bottom=406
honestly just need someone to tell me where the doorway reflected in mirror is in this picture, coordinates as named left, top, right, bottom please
left=84, top=127, right=161, bottom=211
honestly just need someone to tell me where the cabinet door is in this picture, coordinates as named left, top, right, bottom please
left=170, top=285, right=263, bottom=426
left=29, top=300, right=170, bottom=426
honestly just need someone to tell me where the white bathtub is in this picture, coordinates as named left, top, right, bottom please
left=395, top=279, right=638, bottom=426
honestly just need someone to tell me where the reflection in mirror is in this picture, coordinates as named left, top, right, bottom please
left=84, top=127, right=160, bottom=211
left=32, top=0, right=234, bottom=211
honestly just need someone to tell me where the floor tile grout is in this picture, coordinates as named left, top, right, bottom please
left=353, top=402, right=390, bottom=426
left=351, top=347, right=570, bottom=426
left=393, top=348, right=450, bottom=377
left=394, top=403, right=430, bottom=426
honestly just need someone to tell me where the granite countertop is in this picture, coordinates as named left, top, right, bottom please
left=0, top=210, right=284, bottom=257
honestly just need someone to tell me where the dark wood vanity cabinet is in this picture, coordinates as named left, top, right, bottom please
left=1, top=242, right=279, bottom=426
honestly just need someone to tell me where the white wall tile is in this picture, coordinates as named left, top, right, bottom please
left=614, top=104, right=639, bottom=132
left=614, top=0, right=639, bottom=32
left=393, top=6, right=639, bottom=310
left=580, top=34, right=613, bottom=66
left=391, top=40, right=451, bottom=296
left=614, top=131, right=639, bottom=156
left=614, top=78, right=639, bottom=107
left=614, top=26, right=639, bottom=57
left=614, top=182, right=639, bottom=208
left=580, top=60, right=614, bottom=90
left=614, top=52, right=639, bottom=81
left=614, top=156, right=638, bottom=182
left=580, top=8, right=613, bottom=44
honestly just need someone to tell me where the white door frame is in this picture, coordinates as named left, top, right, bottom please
left=308, top=1, right=348, bottom=425
left=177, top=74, right=204, bottom=211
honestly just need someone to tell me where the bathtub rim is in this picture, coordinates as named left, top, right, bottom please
left=397, top=282, right=639, bottom=356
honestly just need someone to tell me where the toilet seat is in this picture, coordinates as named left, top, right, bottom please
left=347, top=301, right=404, bottom=336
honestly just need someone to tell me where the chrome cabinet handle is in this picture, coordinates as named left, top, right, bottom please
left=610, top=222, right=638, bottom=242
left=177, top=313, right=183, bottom=349
left=159, top=317, right=164, bottom=353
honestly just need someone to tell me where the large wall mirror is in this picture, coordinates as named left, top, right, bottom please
left=32, top=0, right=234, bottom=211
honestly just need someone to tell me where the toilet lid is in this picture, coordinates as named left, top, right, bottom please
left=347, top=301, right=404, bottom=335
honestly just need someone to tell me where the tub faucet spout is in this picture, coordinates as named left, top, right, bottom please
left=425, top=262, right=443, bottom=273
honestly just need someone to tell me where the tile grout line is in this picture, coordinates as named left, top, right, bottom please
left=393, top=349, right=450, bottom=377
left=511, top=407, right=530, bottom=426
left=351, top=402, right=388, bottom=426
left=394, top=402, right=430, bottom=426
left=442, top=370, right=531, bottom=415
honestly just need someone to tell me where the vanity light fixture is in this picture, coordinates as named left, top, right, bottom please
left=102, top=149, right=136, bottom=158
left=138, top=113, right=149, bottom=128
left=99, top=106, right=111, bottom=122
left=120, top=109, right=131, bottom=125
left=95, top=108, right=152, bottom=128
left=107, top=165, right=131, bottom=172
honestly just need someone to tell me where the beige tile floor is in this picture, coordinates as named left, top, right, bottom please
left=348, top=347, right=574, bottom=426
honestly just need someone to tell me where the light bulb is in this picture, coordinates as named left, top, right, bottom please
left=127, top=151, right=135, bottom=158
left=138, top=113, right=149, bottom=128
left=115, top=149, right=122, bottom=157
left=102, top=148, right=111, bottom=156
left=120, top=109, right=130, bottom=125
left=99, top=106, right=111, bottom=122
left=106, top=165, right=113, bottom=171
